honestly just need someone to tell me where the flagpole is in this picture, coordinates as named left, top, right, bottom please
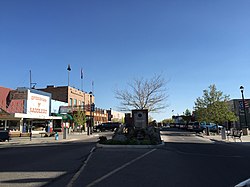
left=92, top=81, right=94, bottom=95
left=81, top=78, right=83, bottom=91
left=81, top=68, right=84, bottom=91
left=67, top=64, right=71, bottom=87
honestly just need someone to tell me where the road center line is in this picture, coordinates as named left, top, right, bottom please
left=66, top=146, right=96, bottom=187
left=235, top=177, right=250, bottom=187
left=86, top=148, right=157, bottom=187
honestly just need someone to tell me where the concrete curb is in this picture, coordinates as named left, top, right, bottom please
left=197, top=134, right=230, bottom=144
left=96, top=141, right=165, bottom=149
left=0, top=134, right=99, bottom=148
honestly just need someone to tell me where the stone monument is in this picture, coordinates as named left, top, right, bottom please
left=132, top=109, right=148, bottom=129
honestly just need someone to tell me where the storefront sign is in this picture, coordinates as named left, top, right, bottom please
left=59, top=106, right=72, bottom=114
left=26, top=92, right=50, bottom=117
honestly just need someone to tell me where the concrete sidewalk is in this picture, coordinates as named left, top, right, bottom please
left=198, top=132, right=250, bottom=145
left=0, top=132, right=101, bottom=148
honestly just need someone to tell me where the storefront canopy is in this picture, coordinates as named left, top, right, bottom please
left=14, top=113, right=62, bottom=120
left=54, top=113, right=73, bottom=121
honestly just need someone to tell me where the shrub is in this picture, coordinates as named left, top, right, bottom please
left=98, top=136, right=107, bottom=143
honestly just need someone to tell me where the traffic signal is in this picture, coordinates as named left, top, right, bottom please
left=91, top=103, right=95, bottom=112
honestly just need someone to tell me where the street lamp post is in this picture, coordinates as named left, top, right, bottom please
left=240, top=86, right=248, bottom=135
left=87, top=92, right=93, bottom=136
left=89, top=92, right=95, bottom=135
left=67, top=64, right=71, bottom=86
left=90, top=92, right=93, bottom=135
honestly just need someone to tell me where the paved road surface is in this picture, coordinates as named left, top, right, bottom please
left=73, top=129, right=250, bottom=187
left=0, top=137, right=98, bottom=187
left=1, top=129, right=250, bottom=187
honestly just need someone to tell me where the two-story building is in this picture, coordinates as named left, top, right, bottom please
left=38, top=85, right=109, bottom=127
left=0, top=86, right=61, bottom=135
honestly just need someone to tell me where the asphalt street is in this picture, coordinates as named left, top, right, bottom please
left=1, top=129, right=250, bottom=187
left=0, top=137, right=98, bottom=187
left=73, top=129, right=250, bottom=187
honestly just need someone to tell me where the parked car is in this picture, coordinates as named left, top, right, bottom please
left=170, top=123, right=176, bottom=128
left=187, top=122, right=194, bottom=131
left=200, top=122, right=223, bottom=133
left=174, top=123, right=179, bottom=128
left=192, top=122, right=205, bottom=133
left=179, top=123, right=186, bottom=129
left=93, top=122, right=121, bottom=132
left=207, top=123, right=223, bottom=133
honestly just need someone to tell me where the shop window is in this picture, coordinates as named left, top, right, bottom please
left=0, top=120, right=5, bottom=130
left=7, top=121, right=20, bottom=131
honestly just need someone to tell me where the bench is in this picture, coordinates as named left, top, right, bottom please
left=20, top=133, right=31, bottom=137
left=227, top=130, right=242, bottom=142
left=9, top=131, right=21, bottom=137
left=73, top=129, right=83, bottom=134
left=39, top=132, right=55, bottom=137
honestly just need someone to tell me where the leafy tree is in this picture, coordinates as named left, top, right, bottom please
left=184, top=109, right=191, bottom=116
left=111, top=117, right=124, bottom=123
left=115, top=74, right=168, bottom=113
left=194, top=84, right=237, bottom=124
left=162, top=118, right=173, bottom=124
left=73, top=109, right=86, bottom=130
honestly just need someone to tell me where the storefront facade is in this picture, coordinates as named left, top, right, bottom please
left=0, top=87, right=61, bottom=135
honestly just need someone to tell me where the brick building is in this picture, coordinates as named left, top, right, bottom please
left=0, top=86, right=61, bottom=134
left=228, top=99, right=250, bottom=129
left=38, top=85, right=108, bottom=126
left=38, top=85, right=92, bottom=106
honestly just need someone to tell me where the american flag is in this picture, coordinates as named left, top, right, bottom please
left=245, top=100, right=249, bottom=108
left=239, top=100, right=249, bottom=109
left=81, top=68, right=84, bottom=79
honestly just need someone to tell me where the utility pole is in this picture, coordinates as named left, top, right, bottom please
left=29, top=70, right=36, bottom=89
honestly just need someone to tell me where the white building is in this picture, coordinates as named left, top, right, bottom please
left=110, top=110, right=125, bottom=123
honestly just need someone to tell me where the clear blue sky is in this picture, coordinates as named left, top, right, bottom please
left=0, top=0, right=250, bottom=121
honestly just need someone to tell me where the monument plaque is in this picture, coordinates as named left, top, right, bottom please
left=132, top=109, right=148, bottom=129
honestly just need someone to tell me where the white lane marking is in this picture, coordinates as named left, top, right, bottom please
left=86, top=148, right=157, bottom=187
left=235, top=178, right=250, bottom=187
left=66, top=147, right=96, bottom=187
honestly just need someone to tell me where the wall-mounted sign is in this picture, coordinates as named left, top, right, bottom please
left=59, top=106, right=73, bottom=114
left=26, top=91, right=50, bottom=117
